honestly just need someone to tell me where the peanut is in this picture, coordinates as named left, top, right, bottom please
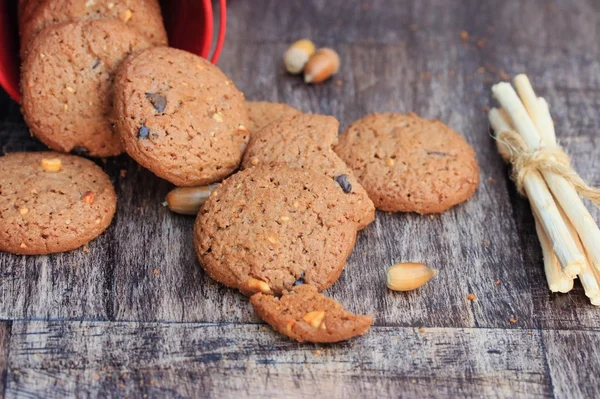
left=40, top=158, right=62, bottom=172
left=246, top=278, right=272, bottom=294
left=386, top=262, right=437, bottom=291
left=166, top=185, right=217, bottom=215
left=304, top=48, right=340, bottom=84
left=302, top=310, right=326, bottom=328
left=283, top=39, right=316, bottom=74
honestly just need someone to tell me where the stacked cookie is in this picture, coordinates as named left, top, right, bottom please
left=1, top=0, right=170, bottom=254
left=19, top=0, right=167, bottom=157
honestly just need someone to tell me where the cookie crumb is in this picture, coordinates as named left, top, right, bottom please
left=499, top=71, right=510, bottom=80
left=477, top=66, right=486, bottom=74
left=120, top=169, right=127, bottom=178
left=83, top=246, right=89, bottom=253
left=418, top=327, right=425, bottom=333
left=509, top=317, right=517, bottom=324
left=460, top=30, right=469, bottom=40
left=482, top=239, right=490, bottom=247
left=153, top=268, right=160, bottom=276
left=335, top=79, right=343, bottom=87
left=467, top=293, right=477, bottom=301
left=495, top=279, right=501, bottom=286
left=313, top=349, right=321, bottom=356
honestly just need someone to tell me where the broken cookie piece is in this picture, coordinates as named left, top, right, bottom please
left=251, top=285, right=372, bottom=343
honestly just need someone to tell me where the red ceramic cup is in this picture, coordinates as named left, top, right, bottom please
left=0, top=0, right=226, bottom=103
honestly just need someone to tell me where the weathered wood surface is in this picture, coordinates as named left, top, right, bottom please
left=5, top=321, right=553, bottom=398
left=1, top=0, right=600, bottom=397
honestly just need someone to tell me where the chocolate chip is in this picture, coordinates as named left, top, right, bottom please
left=145, top=92, right=167, bottom=113
left=138, top=124, right=149, bottom=139
left=71, top=146, right=89, bottom=156
left=427, top=151, right=447, bottom=157
left=334, top=174, right=352, bottom=193
left=293, top=272, right=305, bottom=286
left=92, top=59, right=100, bottom=69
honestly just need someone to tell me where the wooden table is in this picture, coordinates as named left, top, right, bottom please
left=1, top=0, right=599, bottom=397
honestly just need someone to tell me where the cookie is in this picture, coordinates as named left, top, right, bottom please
left=114, top=47, right=249, bottom=186
left=194, top=166, right=361, bottom=295
left=21, top=19, right=154, bottom=157
left=245, top=101, right=302, bottom=134
left=19, top=0, right=167, bottom=59
left=0, top=152, right=117, bottom=255
left=335, top=113, right=480, bottom=213
left=251, top=285, right=372, bottom=343
left=242, top=113, right=375, bottom=229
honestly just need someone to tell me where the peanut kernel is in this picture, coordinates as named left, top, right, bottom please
left=267, top=236, right=280, bottom=244
left=386, top=158, right=395, bottom=166
left=280, top=216, right=290, bottom=222
left=302, top=310, right=326, bottom=328
left=123, top=9, right=133, bottom=23
left=40, top=158, right=62, bottom=172
left=66, top=86, right=75, bottom=92
left=286, top=319, right=296, bottom=334
left=20, top=243, right=27, bottom=249
left=212, top=113, right=223, bottom=122
left=81, top=191, right=95, bottom=205
left=250, top=157, right=259, bottom=166
left=247, top=278, right=271, bottom=294
left=19, top=207, right=29, bottom=216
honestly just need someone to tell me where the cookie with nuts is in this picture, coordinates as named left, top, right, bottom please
left=21, top=19, right=154, bottom=157
left=241, top=113, right=375, bottom=229
left=194, top=166, right=362, bottom=295
left=245, top=101, right=302, bottom=134
left=251, top=285, right=372, bottom=343
left=0, top=152, right=117, bottom=255
left=19, top=0, right=167, bottom=59
left=114, top=47, right=250, bottom=186
left=335, top=113, right=480, bottom=213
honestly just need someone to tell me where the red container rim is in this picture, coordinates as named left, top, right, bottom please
left=0, top=0, right=227, bottom=103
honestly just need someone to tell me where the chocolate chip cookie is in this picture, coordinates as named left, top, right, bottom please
left=21, top=19, right=154, bottom=157
left=19, top=0, right=167, bottom=59
left=335, top=113, right=480, bottom=213
left=246, top=101, right=302, bottom=134
left=194, top=166, right=361, bottom=295
left=251, top=285, right=372, bottom=343
left=0, top=152, right=117, bottom=255
left=242, top=113, right=375, bottom=229
left=113, top=47, right=249, bottom=186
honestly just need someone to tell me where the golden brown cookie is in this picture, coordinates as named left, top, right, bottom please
left=0, top=152, right=116, bottom=255
left=19, top=0, right=167, bottom=59
left=245, top=101, right=302, bottom=134
left=251, top=285, right=372, bottom=343
left=335, top=113, right=480, bottom=213
left=21, top=19, right=154, bottom=157
left=242, top=113, right=375, bottom=229
left=194, top=166, right=361, bottom=296
left=113, top=47, right=249, bottom=186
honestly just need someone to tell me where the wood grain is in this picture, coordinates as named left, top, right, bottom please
left=0, top=322, right=10, bottom=399
left=5, top=321, right=552, bottom=398
left=543, top=329, right=600, bottom=398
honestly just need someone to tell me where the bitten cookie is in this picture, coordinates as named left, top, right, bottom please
left=246, top=101, right=302, bottom=134
left=19, top=0, right=167, bottom=59
left=21, top=19, right=153, bottom=157
left=114, top=47, right=249, bottom=186
left=335, top=113, right=480, bottom=213
left=194, top=166, right=361, bottom=296
left=251, top=285, right=372, bottom=343
left=0, top=152, right=116, bottom=255
left=242, top=113, right=375, bottom=229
